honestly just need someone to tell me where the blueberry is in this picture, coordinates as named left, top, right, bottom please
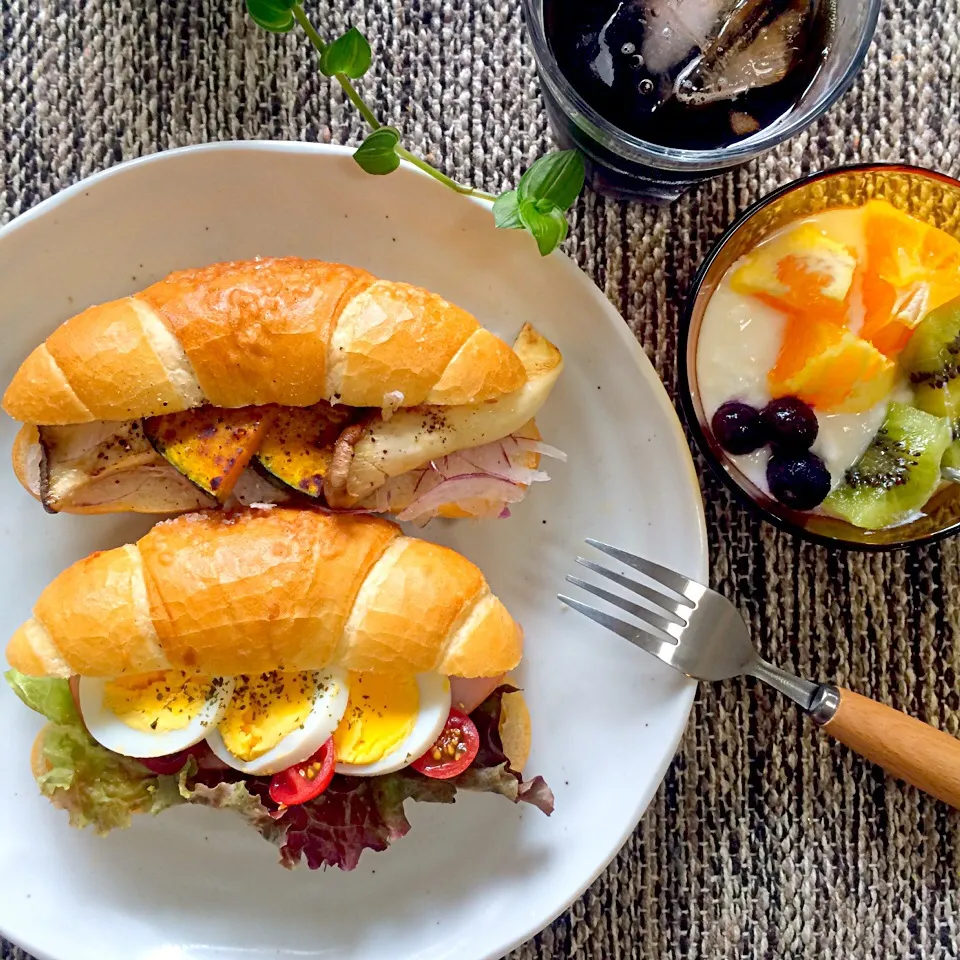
left=761, top=396, right=819, bottom=450
left=711, top=402, right=765, bottom=455
left=767, top=450, right=832, bottom=511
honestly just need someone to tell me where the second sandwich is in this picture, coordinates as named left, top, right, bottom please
left=5, top=507, right=553, bottom=870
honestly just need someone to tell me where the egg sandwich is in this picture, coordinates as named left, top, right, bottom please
left=4, top=507, right=552, bottom=870
left=3, top=257, right=564, bottom=521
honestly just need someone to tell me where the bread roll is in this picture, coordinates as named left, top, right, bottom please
left=2, top=258, right=527, bottom=425
left=345, top=323, right=564, bottom=500
left=6, top=508, right=523, bottom=681
left=499, top=690, right=532, bottom=771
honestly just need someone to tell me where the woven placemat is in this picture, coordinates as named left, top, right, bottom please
left=2, top=0, right=959, bottom=957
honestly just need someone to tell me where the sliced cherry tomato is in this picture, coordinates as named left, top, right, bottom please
left=268, top=738, right=336, bottom=806
left=137, top=749, right=195, bottom=775
left=411, top=708, right=479, bottom=779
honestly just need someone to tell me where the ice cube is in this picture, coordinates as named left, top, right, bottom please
left=673, top=0, right=813, bottom=106
left=640, top=0, right=737, bottom=74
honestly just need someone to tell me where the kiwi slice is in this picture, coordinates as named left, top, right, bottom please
left=901, top=295, right=960, bottom=389
left=823, top=403, right=951, bottom=529
left=911, top=377, right=960, bottom=481
left=942, top=440, right=960, bottom=476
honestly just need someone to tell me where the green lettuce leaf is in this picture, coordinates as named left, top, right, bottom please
left=5, top=669, right=184, bottom=835
left=5, top=669, right=78, bottom=724
left=456, top=685, right=555, bottom=814
left=451, top=763, right=555, bottom=813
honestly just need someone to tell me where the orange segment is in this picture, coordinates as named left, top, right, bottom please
left=768, top=312, right=843, bottom=387
left=768, top=314, right=897, bottom=414
left=860, top=199, right=960, bottom=356
left=731, top=222, right=857, bottom=323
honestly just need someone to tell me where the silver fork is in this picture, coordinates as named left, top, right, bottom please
left=561, top=539, right=960, bottom=808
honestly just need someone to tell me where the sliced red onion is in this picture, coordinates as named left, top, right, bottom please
left=396, top=474, right=526, bottom=522
left=458, top=442, right=550, bottom=485
left=430, top=452, right=476, bottom=480
left=512, top=438, right=568, bottom=461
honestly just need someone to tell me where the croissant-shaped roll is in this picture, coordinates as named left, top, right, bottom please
left=6, top=508, right=523, bottom=680
left=2, top=258, right=527, bottom=425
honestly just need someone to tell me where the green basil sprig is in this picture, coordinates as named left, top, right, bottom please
left=493, top=152, right=585, bottom=255
left=243, top=2, right=583, bottom=256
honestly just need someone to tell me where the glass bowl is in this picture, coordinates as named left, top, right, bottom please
left=679, top=164, right=960, bottom=550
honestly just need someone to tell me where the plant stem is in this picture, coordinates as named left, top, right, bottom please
left=292, top=5, right=326, bottom=52
left=395, top=147, right=497, bottom=201
left=337, top=76, right=381, bottom=130
left=292, top=3, right=496, bottom=203
left=292, top=5, right=379, bottom=127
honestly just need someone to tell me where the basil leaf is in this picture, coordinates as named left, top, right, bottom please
left=319, top=27, right=373, bottom=79
left=518, top=198, right=568, bottom=256
left=492, top=190, right=522, bottom=230
left=353, top=127, right=401, bottom=176
left=245, top=0, right=295, bottom=33
left=517, top=150, right=585, bottom=212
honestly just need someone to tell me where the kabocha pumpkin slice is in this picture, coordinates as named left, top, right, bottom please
left=255, top=402, right=361, bottom=498
left=143, top=405, right=276, bottom=500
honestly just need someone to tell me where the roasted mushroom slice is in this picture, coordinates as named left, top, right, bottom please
left=15, top=421, right=216, bottom=514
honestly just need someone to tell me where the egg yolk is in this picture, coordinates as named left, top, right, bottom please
left=333, top=671, right=419, bottom=766
left=103, top=670, right=214, bottom=733
left=218, top=671, right=318, bottom=761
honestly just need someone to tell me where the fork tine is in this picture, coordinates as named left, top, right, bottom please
left=558, top=595, right=682, bottom=671
left=565, top=576, right=683, bottom=639
left=574, top=557, right=693, bottom=619
left=585, top=539, right=701, bottom=600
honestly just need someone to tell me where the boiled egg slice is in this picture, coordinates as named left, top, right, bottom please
left=78, top=671, right=235, bottom=758
left=334, top=672, right=451, bottom=777
left=205, top=668, right=349, bottom=776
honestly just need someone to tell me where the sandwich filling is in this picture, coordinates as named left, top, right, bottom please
left=6, top=667, right=554, bottom=871
left=19, top=323, right=565, bottom=520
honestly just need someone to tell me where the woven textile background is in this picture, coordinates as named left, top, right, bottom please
left=2, top=1, right=959, bottom=957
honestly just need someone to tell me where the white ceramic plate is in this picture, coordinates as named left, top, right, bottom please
left=0, top=142, right=706, bottom=960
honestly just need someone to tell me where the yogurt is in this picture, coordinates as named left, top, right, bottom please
left=696, top=209, right=909, bottom=499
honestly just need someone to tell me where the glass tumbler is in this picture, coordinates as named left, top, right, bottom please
left=522, top=0, right=881, bottom=203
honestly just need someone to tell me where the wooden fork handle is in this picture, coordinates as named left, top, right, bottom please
left=813, top=686, right=960, bottom=808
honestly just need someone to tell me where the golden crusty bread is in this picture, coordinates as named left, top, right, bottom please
left=30, top=726, right=51, bottom=780
left=6, top=508, right=523, bottom=681
left=12, top=424, right=40, bottom=499
left=499, top=690, right=532, bottom=771
left=2, top=258, right=527, bottom=425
